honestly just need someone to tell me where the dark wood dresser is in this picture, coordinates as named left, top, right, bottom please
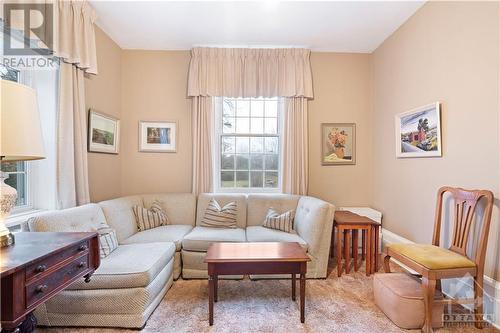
left=0, top=232, right=100, bottom=333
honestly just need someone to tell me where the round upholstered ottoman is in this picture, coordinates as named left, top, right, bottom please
left=373, top=273, right=444, bottom=329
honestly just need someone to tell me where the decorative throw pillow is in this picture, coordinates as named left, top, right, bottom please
left=262, top=208, right=295, bottom=233
left=200, top=199, right=238, bottom=228
left=133, top=200, right=169, bottom=231
left=95, top=226, right=118, bottom=259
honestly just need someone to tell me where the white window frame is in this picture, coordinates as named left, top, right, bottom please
left=213, top=97, right=283, bottom=194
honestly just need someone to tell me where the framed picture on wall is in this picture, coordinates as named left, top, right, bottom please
left=395, top=102, right=442, bottom=158
left=139, top=121, right=177, bottom=152
left=321, top=123, right=356, bottom=165
left=88, top=109, right=120, bottom=154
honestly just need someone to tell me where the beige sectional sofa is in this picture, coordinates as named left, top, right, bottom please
left=26, top=192, right=335, bottom=329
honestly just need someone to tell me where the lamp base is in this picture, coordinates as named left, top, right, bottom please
left=0, top=232, right=15, bottom=247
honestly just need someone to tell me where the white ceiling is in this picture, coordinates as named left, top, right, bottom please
left=90, top=1, right=425, bottom=53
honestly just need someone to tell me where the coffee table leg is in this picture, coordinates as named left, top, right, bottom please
left=300, top=273, right=306, bottom=323
left=292, top=274, right=296, bottom=301
left=214, top=275, right=218, bottom=302
left=209, top=275, right=214, bottom=325
left=336, top=227, right=342, bottom=277
left=352, top=229, right=358, bottom=271
left=344, top=230, right=351, bottom=274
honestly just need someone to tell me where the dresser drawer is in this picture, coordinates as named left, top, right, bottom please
left=25, top=240, right=89, bottom=281
left=25, top=254, right=89, bottom=308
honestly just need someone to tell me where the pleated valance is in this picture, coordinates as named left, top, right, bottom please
left=54, top=0, right=98, bottom=74
left=187, top=47, right=313, bottom=98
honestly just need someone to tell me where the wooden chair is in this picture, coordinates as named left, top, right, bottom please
left=383, top=186, right=494, bottom=333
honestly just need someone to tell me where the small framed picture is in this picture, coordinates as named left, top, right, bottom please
left=321, top=123, right=356, bottom=165
left=139, top=121, right=177, bottom=152
left=88, top=110, right=120, bottom=154
left=395, top=102, right=442, bottom=158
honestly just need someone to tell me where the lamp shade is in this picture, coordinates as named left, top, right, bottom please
left=1, top=80, right=45, bottom=161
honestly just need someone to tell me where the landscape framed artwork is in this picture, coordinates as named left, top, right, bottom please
left=321, top=123, right=356, bottom=165
left=395, top=102, right=442, bottom=158
left=139, top=121, right=177, bottom=152
left=88, top=110, right=120, bottom=154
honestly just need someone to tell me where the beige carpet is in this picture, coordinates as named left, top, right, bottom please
left=38, top=260, right=498, bottom=333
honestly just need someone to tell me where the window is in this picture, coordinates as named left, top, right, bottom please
left=215, top=97, right=281, bottom=192
left=1, top=66, right=31, bottom=211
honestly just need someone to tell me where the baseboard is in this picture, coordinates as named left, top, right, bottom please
left=381, top=228, right=500, bottom=329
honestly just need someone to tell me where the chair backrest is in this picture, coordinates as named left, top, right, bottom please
left=432, top=186, right=494, bottom=270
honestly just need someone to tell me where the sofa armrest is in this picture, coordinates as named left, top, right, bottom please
left=295, top=196, right=335, bottom=261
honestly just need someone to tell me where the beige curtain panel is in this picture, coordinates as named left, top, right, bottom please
left=57, top=62, right=90, bottom=209
left=191, top=96, right=215, bottom=195
left=54, top=0, right=98, bottom=74
left=282, top=97, right=309, bottom=195
left=188, top=47, right=313, bottom=98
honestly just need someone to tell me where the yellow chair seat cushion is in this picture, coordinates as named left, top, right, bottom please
left=387, top=244, right=476, bottom=270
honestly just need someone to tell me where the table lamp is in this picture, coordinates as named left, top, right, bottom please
left=1, top=79, right=45, bottom=247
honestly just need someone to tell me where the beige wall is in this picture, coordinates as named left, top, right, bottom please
left=372, top=1, right=500, bottom=278
left=308, top=53, right=372, bottom=206
left=85, top=27, right=122, bottom=202
left=120, top=51, right=192, bottom=195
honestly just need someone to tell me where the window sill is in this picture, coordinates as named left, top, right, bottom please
left=4, top=209, right=45, bottom=228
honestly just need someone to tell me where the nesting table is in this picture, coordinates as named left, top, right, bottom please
left=331, top=211, right=381, bottom=277
left=204, top=242, right=310, bottom=325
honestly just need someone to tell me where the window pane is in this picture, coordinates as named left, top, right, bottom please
left=223, top=99, right=236, bottom=116
left=250, top=171, right=263, bottom=187
left=236, top=155, right=249, bottom=170
left=250, top=137, right=264, bottom=153
left=235, top=137, right=249, bottom=153
left=221, top=171, right=234, bottom=188
left=265, top=100, right=278, bottom=117
left=236, top=118, right=250, bottom=133
left=221, top=154, right=235, bottom=170
left=250, top=154, right=264, bottom=170
left=265, top=137, right=279, bottom=154
left=222, top=137, right=235, bottom=153
left=222, top=116, right=235, bottom=133
left=236, top=171, right=249, bottom=187
left=236, top=99, right=250, bottom=117
left=264, top=117, right=277, bottom=134
left=250, top=117, right=264, bottom=134
left=264, top=154, right=279, bottom=171
left=264, top=171, right=279, bottom=188
left=0, top=161, right=23, bottom=172
left=251, top=99, right=264, bottom=117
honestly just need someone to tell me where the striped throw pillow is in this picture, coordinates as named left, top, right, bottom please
left=95, top=227, right=118, bottom=258
left=262, top=208, right=295, bottom=233
left=133, top=200, right=169, bottom=231
left=200, top=199, right=238, bottom=228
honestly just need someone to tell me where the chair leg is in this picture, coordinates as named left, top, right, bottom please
left=474, top=275, right=484, bottom=329
left=383, top=255, right=391, bottom=273
left=421, top=277, right=436, bottom=333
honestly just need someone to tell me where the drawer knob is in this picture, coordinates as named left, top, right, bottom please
left=35, top=264, right=47, bottom=273
left=78, top=261, right=86, bottom=268
left=78, top=244, right=88, bottom=251
left=36, top=284, right=48, bottom=293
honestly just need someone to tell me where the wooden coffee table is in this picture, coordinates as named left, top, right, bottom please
left=204, top=242, right=310, bottom=326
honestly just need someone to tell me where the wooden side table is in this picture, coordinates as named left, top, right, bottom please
left=0, top=232, right=100, bottom=333
left=331, top=211, right=380, bottom=277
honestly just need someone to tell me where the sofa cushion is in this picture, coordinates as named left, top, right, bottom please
left=133, top=202, right=169, bottom=231
left=99, top=195, right=143, bottom=242
left=28, top=203, right=107, bottom=232
left=95, top=226, right=119, bottom=258
left=68, top=242, right=175, bottom=290
left=121, top=225, right=193, bottom=251
left=246, top=194, right=300, bottom=226
left=246, top=226, right=308, bottom=251
left=142, top=193, right=196, bottom=226
left=262, top=208, right=295, bottom=233
left=182, top=226, right=246, bottom=252
left=196, top=193, right=247, bottom=228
